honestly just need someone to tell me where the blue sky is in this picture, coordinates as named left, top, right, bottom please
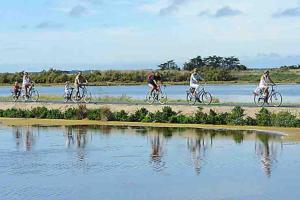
left=0, top=0, right=300, bottom=72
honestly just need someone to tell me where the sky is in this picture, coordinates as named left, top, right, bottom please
left=0, top=0, right=300, bottom=72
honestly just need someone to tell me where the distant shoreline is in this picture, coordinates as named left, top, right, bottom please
left=0, top=81, right=300, bottom=87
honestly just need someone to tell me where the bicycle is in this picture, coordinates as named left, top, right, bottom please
left=186, top=84, right=212, bottom=105
left=254, top=85, right=282, bottom=107
left=145, top=85, right=168, bottom=104
left=13, top=82, right=39, bottom=102
left=72, top=84, right=92, bottom=103
left=63, top=87, right=75, bottom=103
left=11, top=89, right=22, bottom=102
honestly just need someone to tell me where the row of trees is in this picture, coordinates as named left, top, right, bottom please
left=158, top=56, right=247, bottom=71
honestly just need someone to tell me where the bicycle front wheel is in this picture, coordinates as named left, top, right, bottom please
left=83, top=91, right=92, bottom=103
left=30, top=90, right=39, bottom=102
left=269, top=92, right=282, bottom=107
left=201, top=92, right=212, bottom=105
left=158, top=91, right=167, bottom=105
left=254, top=94, right=265, bottom=107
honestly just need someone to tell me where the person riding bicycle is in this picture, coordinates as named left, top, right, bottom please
left=22, top=72, right=31, bottom=97
left=147, top=71, right=163, bottom=96
left=13, top=81, right=21, bottom=97
left=255, top=70, right=275, bottom=103
left=74, top=71, right=88, bottom=98
left=64, top=81, right=73, bottom=99
left=190, top=68, right=203, bottom=97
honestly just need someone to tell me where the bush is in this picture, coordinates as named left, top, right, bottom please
left=194, top=107, right=208, bottom=124
left=256, top=108, right=271, bottom=126
left=87, top=107, right=114, bottom=121
left=226, top=106, right=245, bottom=125
left=128, top=108, right=149, bottom=122
left=64, top=108, right=77, bottom=120
left=31, top=107, right=49, bottom=118
left=152, top=106, right=177, bottom=123
left=114, top=110, right=129, bottom=121
left=271, top=111, right=300, bottom=127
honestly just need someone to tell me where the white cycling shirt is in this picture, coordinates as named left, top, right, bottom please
left=190, top=73, right=203, bottom=88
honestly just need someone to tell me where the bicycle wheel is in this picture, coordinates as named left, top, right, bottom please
left=72, top=92, right=80, bottom=103
left=269, top=92, right=282, bottom=107
left=186, top=91, right=196, bottom=105
left=145, top=91, right=154, bottom=104
left=30, top=90, right=39, bottom=102
left=158, top=91, right=168, bottom=105
left=83, top=90, right=92, bottom=103
left=254, top=94, right=265, bottom=107
left=12, top=93, right=18, bottom=102
left=201, top=92, right=212, bottom=105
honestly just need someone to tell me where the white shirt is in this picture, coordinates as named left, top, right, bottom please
left=190, top=73, right=202, bottom=85
left=22, top=75, right=30, bottom=86
left=259, top=74, right=269, bottom=88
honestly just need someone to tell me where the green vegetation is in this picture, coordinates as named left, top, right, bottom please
left=0, top=54, right=299, bottom=85
left=1, top=105, right=300, bottom=128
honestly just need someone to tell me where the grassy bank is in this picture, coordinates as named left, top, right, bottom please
left=0, top=105, right=300, bottom=129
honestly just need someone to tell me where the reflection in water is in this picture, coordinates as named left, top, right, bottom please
left=10, top=125, right=284, bottom=177
left=12, top=126, right=37, bottom=151
left=187, top=135, right=208, bottom=175
left=64, top=126, right=89, bottom=162
left=149, top=134, right=166, bottom=172
left=255, top=134, right=280, bottom=177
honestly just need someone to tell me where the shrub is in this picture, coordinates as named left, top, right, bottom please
left=271, top=111, right=300, bottom=127
left=244, top=116, right=257, bottom=126
left=47, top=109, right=63, bottom=119
left=256, top=108, right=271, bottom=126
left=194, top=107, right=208, bottom=124
left=226, top=106, right=245, bottom=125
left=64, top=108, right=77, bottom=120
left=31, top=107, right=49, bottom=118
left=128, top=108, right=149, bottom=122
left=76, top=104, right=88, bottom=120
left=153, top=106, right=177, bottom=123
left=87, top=109, right=102, bottom=120
left=169, top=114, right=191, bottom=124
left=114, top=110, right=129, bottom=121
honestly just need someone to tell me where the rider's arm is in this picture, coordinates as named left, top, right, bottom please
left=269, top=76, right=275, bottom=85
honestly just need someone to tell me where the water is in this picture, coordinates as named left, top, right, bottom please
left=1, top=125, right=300, bottom=200
left=1, top=84, right=300, bottom=103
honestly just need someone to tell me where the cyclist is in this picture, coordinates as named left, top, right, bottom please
left=256, top=70, right=275, bottom=103
left=147, top=71, right=163, bottom=96
left=190, top=68, right=203, bottom=97
left=64, top=81, right=73, bottom=99
left=22, top=72, right=31, bottom=97
left=12, top=81, right=21, bottom=97
left=74, top=71, right=88, bottom=98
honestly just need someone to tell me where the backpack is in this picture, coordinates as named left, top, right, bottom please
left=147, top=72, right=154, bottom=81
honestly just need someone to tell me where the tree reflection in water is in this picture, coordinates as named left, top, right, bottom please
left=255, top=134, right=280, bottom=177
left=12, top=126, right=37, bottom=151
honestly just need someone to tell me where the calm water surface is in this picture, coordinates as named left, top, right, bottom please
left=1, top=84, right=300, bottom=103
left=0, top=125, right=300, bottom=200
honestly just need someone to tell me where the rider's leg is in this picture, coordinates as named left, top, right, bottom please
left=76, top=85, right=80, bottom=97
left=149, top=84, right=155, bottom=95
left=265, top=87, right=270, bottom=103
